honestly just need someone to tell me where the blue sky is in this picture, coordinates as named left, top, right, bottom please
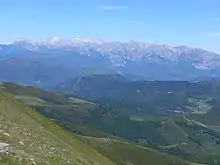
left=0, top=0, right=220, bottom=53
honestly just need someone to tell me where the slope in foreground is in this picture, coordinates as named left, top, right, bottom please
left=0, top=92, right=115, bottom=165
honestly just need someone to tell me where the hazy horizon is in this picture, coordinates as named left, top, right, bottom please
left=1, top=0, right=220, bottom=53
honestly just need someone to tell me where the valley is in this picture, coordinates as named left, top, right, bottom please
left=1, top=78, right=220, bottom=164
left=1, top=1, right=220, bottom=164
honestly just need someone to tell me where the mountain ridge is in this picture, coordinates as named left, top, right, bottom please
left=1, top=38, right=220, bottom=87
left=3, top=37, right=220, bottom=69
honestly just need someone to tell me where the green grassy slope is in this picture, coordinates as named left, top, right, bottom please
left=2, top=82, right=220, bottom=164
left=0, top=83, right=196, bottom=165
left=77, top=135, right=194, bottom=165
left=2, top=82, right=96, bottom=125
left=83, top=112, right=220, bottom=164
left=126, top=115, right=220, bottom=164
left=0, top=92, right=115, bottom=165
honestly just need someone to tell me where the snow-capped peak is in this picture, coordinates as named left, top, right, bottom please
left=12, top=37, right=197, bottom=52
left=40, top=37, right=62, bottom=46
left=19, top=37, right=104, bottom=47
left=43, top=37, right=60, bottom=44
left=2, top=37, right=220, bottom=83
left=71, top=38, right=103, bottom=44
left=10, top=37, right=220, bottom=66
left=13, top=37, right=35, bottom=45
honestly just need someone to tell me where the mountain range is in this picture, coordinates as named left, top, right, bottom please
left=1, top=38, right=220, bottom=164
left=1, top=38, right=220, bottom=88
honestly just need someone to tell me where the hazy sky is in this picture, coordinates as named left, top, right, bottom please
left=0, top=0, right=220, bottom=53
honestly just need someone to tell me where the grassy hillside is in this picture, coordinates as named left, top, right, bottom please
left=77, top=135, right=192, bottom=165
left=0, top=92, right=115, bottom=165
left=1, top=82, right=96, bottom=124
left=53, top=75, right=220, bottom=115
left=0, top=83, right=199, bottom=165
left=83, top=113, right=220, bottom=164
left=2, top=82, right=220, bottom=164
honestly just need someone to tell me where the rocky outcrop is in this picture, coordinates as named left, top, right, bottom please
left=0, top=141, right=11, bottom=154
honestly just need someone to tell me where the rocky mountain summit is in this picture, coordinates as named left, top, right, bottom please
left=1, top=38, right=220, bottom=87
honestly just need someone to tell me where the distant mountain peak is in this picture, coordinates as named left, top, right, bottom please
left=38, top=37, right=104, bottom=46
left=8, top=37, right=220, bottom=69
left=1, top=37, right=220, bottom=83
left=10, top=37, right=211, bottom=53
left=13, top=37, right=35, bottom=45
